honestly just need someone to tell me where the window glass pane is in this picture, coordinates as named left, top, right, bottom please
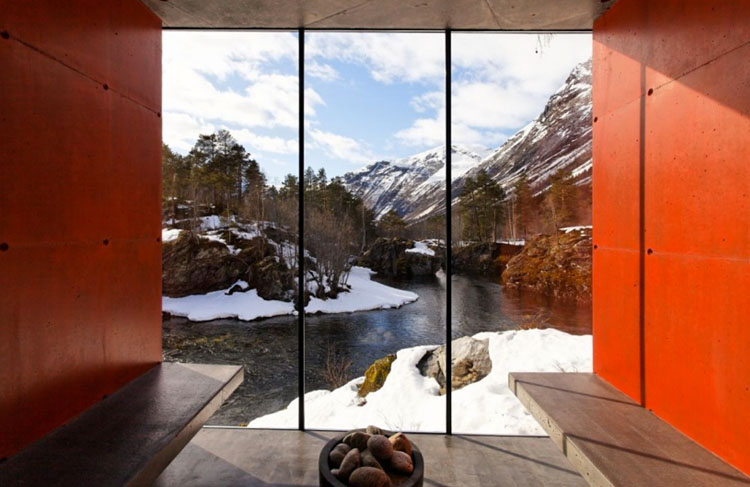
left=160, top=31, right=299, bottom=428
left=302, top=32, right=447, bottom=433
left=450, top=32, right=593, bottom=435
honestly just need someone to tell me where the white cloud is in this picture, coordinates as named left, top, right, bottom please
left=396, top=33, right=590, bottom=150
left=410, top=91, right=443, bottom=113
left=163, top=31, right=310, bottom=146
left=231, top=128, right=298, bottom=155
left=307, top=61, right=338, bottom=81
left=163, top=31, right=297, bottom=81
left=395, top=113, right=444, bottom=147
left=450, top=33, right=591, bottom=146
left=308, top=129, right=372, bottom=164
left=162, top=112, right=215, bottom=153
left=307, top=33, right=444, bottom=85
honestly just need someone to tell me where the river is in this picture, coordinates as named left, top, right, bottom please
left=162, top=272, right=591, bottom=426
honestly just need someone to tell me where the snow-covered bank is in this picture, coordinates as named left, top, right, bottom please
left=247, top=328, right=592, bottom=434
left=306, top=267, right=419, bottom=314
left=162, top=266, right=418, bottom=322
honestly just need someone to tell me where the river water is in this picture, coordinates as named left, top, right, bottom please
left=162, top=272, right=591, bottom=426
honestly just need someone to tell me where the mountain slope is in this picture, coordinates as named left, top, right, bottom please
left=343, top=58, right=592, bottom=223
left=343, top=145, right=483, bottom=220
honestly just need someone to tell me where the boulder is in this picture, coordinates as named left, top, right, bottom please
left=249, top=256, right=294, bottom=301
left=358, top=354, right=397, bottom=397
left=417, top=336, right=492, bottom=394
left=162, top=232, right=245, bottom=297
left=357, top=238, right=442, bottom=278
left=501, top=229, right=592, bottom=301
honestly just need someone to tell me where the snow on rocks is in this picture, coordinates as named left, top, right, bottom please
left=247, top=328, right=592, bottom=434
left=161, top=228, right=182, bottom=243
left=405, top=241, right=435, bottom=257
left=560, top=225, right=592, bottom=233
left=163, top=266, right=418, bottom=322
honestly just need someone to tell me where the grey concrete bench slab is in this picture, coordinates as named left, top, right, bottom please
left=0, top=362, right=242, bottom=487
left=509, top=372, right=750, bottom=487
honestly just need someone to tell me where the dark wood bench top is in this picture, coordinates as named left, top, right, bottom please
left=509, top=372, right=750, bottom=487
left=0, top=362, right=242, bottom=487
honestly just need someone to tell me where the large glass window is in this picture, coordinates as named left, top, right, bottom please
left=302, top=32, right=446, bottom=432
left=451, top=32, right=592, bottom=434
left=160, top=30, right=593, bottom=434
left=160, top=31, right=299, bottom=428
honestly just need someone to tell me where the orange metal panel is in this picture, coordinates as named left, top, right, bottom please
left=593, top=0, right=750, bottom=475
left=592, top=248, right=641, bottom=401
left=593, top=0, right=748, bottom=116
left=0, top=243, right=161, bottom=456
left=644, top=45, right=750, bottom=258
left=644, top=254, right=750, bottom=475
left=0, top=0, right=162, bottom=458
left=592, top=96, right=641, bottom=251
left=0, top=0, right=162, bottom=112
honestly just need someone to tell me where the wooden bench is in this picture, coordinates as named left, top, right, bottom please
left=509, top=372, right=750, bottom=487
left=0, top=362, right=242, bottom=487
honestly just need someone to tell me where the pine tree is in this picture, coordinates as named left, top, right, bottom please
left=544, top=169, right=578, bottom=231
left=379, top=210, right=407, bottom=238
left=460, top=170, right=506, bottom=242
left=512, top=174, right=535, bottom=238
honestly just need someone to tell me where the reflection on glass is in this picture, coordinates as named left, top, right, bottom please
left=160, top=31, right=299, bottom=428
left=303, top=32, right=446, bottom=432
left=451, top=32, right=594, bottom=435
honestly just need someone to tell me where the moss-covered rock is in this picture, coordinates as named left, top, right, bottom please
left=357, top=354, right=397, bottom=397
left=501, top=229, right=592, bottom=300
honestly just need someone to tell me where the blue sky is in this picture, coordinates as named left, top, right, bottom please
left=163, top=32, right=590, bottom=185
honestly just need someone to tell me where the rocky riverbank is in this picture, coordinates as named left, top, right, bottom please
left=162, top=217, right=295, bottom=301
left=355, top=238, right=443, bottom=279
left=451, top=242, right=523, bottom=275
left=501, top=228, right=592, bottom=301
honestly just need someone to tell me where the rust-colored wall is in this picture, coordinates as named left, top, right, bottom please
left=0, top=1, right=162, bottom=458
left=593, top=0, right=750, bottom=474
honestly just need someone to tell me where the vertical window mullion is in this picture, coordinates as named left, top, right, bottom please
left=298, top=28, right=306, bottom=431
left=445, top=29, right=452, bottom=436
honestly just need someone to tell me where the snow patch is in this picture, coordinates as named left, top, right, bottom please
left=560, top=225, right=592, bottom=233
left=161, top=228, right=182, bottom=243
left=405, top=241, right=435, bottom=257
left=162, top=266, right=418, bottom=322
left=248, top=328, right=592, bottom=434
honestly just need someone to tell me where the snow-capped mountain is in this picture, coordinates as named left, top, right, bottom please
left=343, top=58, right=592, bottom=223
left=343, top=145, right=484, bottom=220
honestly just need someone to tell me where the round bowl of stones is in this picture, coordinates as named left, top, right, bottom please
left=319, top=426, right=424, bottom=487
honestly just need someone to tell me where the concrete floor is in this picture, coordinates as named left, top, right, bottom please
left=153, top=428, right=586, bottom=487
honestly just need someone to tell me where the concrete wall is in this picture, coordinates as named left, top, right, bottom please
left=0, top=1, right=163, bottom=458
left=593, top=0, right=750, bottom=474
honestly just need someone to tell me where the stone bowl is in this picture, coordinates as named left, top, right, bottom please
left=319, top=430, right=424, bottom=487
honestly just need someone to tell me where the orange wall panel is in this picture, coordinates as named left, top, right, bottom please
left=0, top=0, right=162, bottom=458
left=593, top=0, right=750, bottom=474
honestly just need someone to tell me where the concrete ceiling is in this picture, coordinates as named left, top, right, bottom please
left=141, top=0, right=617, bottom=30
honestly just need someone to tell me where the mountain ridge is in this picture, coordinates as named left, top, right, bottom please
left=342, top=58, right=593, bottom=223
